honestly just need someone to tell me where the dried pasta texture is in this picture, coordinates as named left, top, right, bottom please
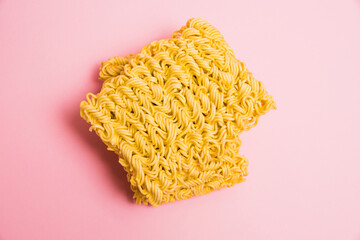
left=80, top=18, right=276, bottom=207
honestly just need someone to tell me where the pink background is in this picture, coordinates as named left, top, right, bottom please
left=1, top=0, right=360, bottom=239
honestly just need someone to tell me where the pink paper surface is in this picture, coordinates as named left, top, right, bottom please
left=1, top=0, right=360, bottom=239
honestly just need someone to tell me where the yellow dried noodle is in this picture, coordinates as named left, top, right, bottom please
left=80, top=18, right=276, bottom=207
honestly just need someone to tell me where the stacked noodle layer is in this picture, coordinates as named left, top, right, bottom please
left=80, top=18, right=276, bottom=207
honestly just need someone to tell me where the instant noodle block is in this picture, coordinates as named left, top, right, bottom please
left=80, top=18, right=276, bottom=207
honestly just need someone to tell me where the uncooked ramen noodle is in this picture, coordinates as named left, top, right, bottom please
left=80, top=18, right=276, bottom=207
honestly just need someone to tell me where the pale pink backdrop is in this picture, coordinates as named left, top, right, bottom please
left=1, top=0, right=360, bottom=239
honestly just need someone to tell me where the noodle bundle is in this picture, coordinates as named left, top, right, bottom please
left=80, top=18, right=276, bottom=206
